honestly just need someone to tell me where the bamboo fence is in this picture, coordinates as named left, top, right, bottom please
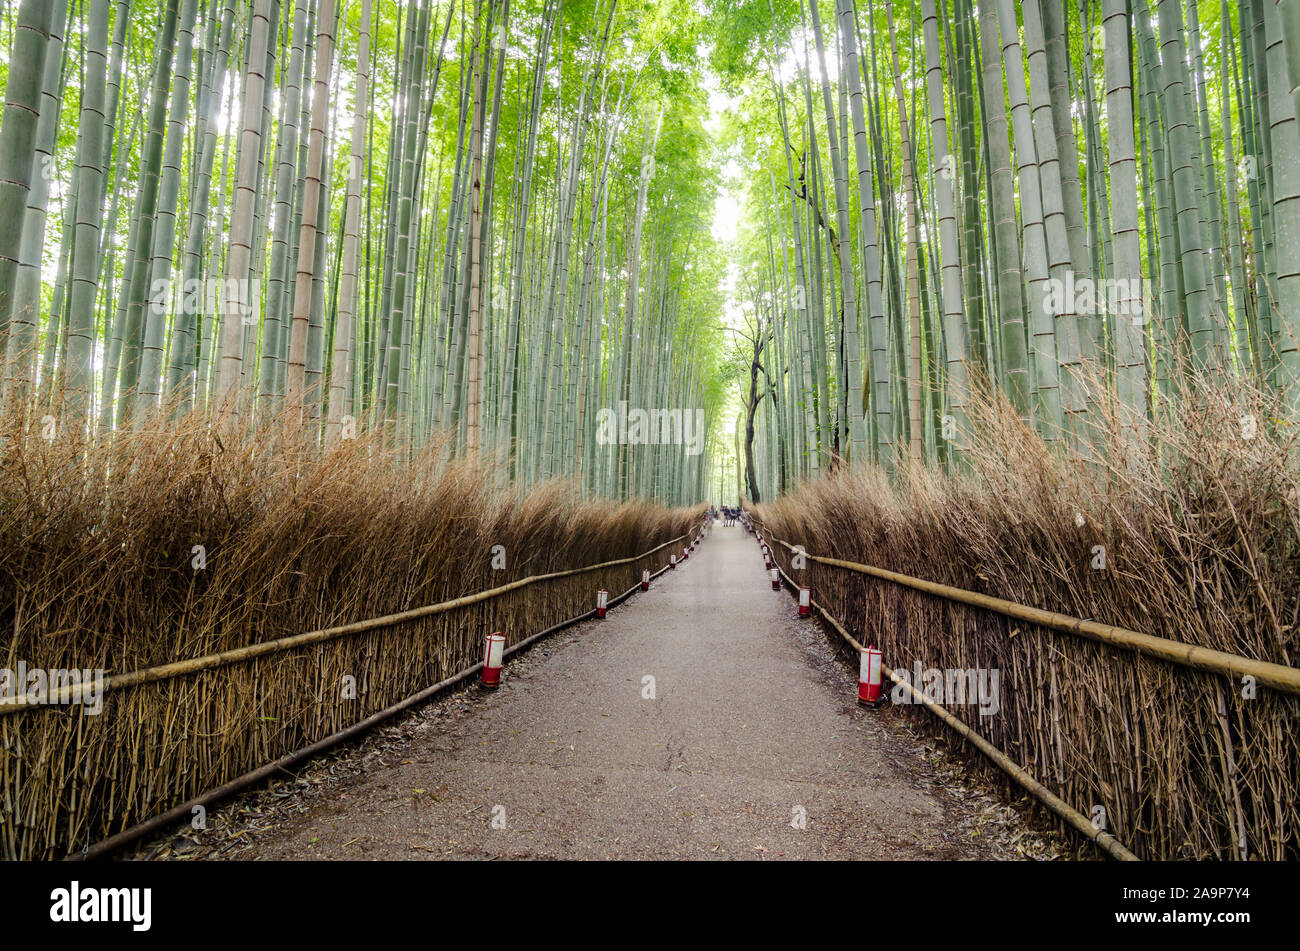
left=752, top=515, right=1300, bottom=861
left=2, top=523, right=702, bottom=860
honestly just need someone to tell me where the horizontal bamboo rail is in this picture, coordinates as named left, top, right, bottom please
left=763, top=535, right=1300, bottom=696
left=770, top=560, right=1138, bottom=861
left=3, top=528, right=698, bottom=715
left=68, top=561, right=680, bottom=860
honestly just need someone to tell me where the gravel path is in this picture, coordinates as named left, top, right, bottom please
left=150, top=523, right=1062, bottom=861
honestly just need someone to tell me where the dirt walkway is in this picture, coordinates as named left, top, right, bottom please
left=158, top=524, right=1060, bottom=860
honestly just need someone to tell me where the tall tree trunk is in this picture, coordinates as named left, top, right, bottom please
left=0, top=0, right=56, bottom=351
left=216, top=0, right=275, bottom=414
left=327, top=0, right=371, bottom=445
left=63, top=0, right=112, bottom=428
left=285, top=0, right=337, bottom=419
left=1103, top=0, right=1149, bottom=451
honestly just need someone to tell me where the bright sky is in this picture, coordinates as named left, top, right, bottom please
left=703, top=64, right=741, bottom=246
left=702, top=66, right=750, bottom=337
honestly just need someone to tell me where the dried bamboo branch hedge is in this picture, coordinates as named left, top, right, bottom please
left=755, top=378, right=1300, bottom=861
left=0, top=415, right=703, bottom=860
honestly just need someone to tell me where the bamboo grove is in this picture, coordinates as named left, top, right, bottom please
left=711, top=0, right=1300, bottom=502
left=0, top=0, right=729, bottom=505
left=3, top=0, right=1300, bottom=508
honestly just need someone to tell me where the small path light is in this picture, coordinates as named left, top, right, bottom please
left=798, top=586, right=811, bottom=617
left=670, top=553, right=677, bottom=569
left=596, top=588, right=608, bottom=618
left=859, top=645, right=884, bottom=706
left=482, top=633, right=506, bottom=688
left=641, top=569, right=650, bottom=590
left=769, top=566, right=780, bottom=590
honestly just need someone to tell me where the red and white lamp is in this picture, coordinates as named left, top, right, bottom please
left=858, top=645, right=884, bottom=706
left=482, top=632, right=506, bottom=688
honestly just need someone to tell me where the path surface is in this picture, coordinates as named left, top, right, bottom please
left=178, top=524, right=1047, bottom=860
